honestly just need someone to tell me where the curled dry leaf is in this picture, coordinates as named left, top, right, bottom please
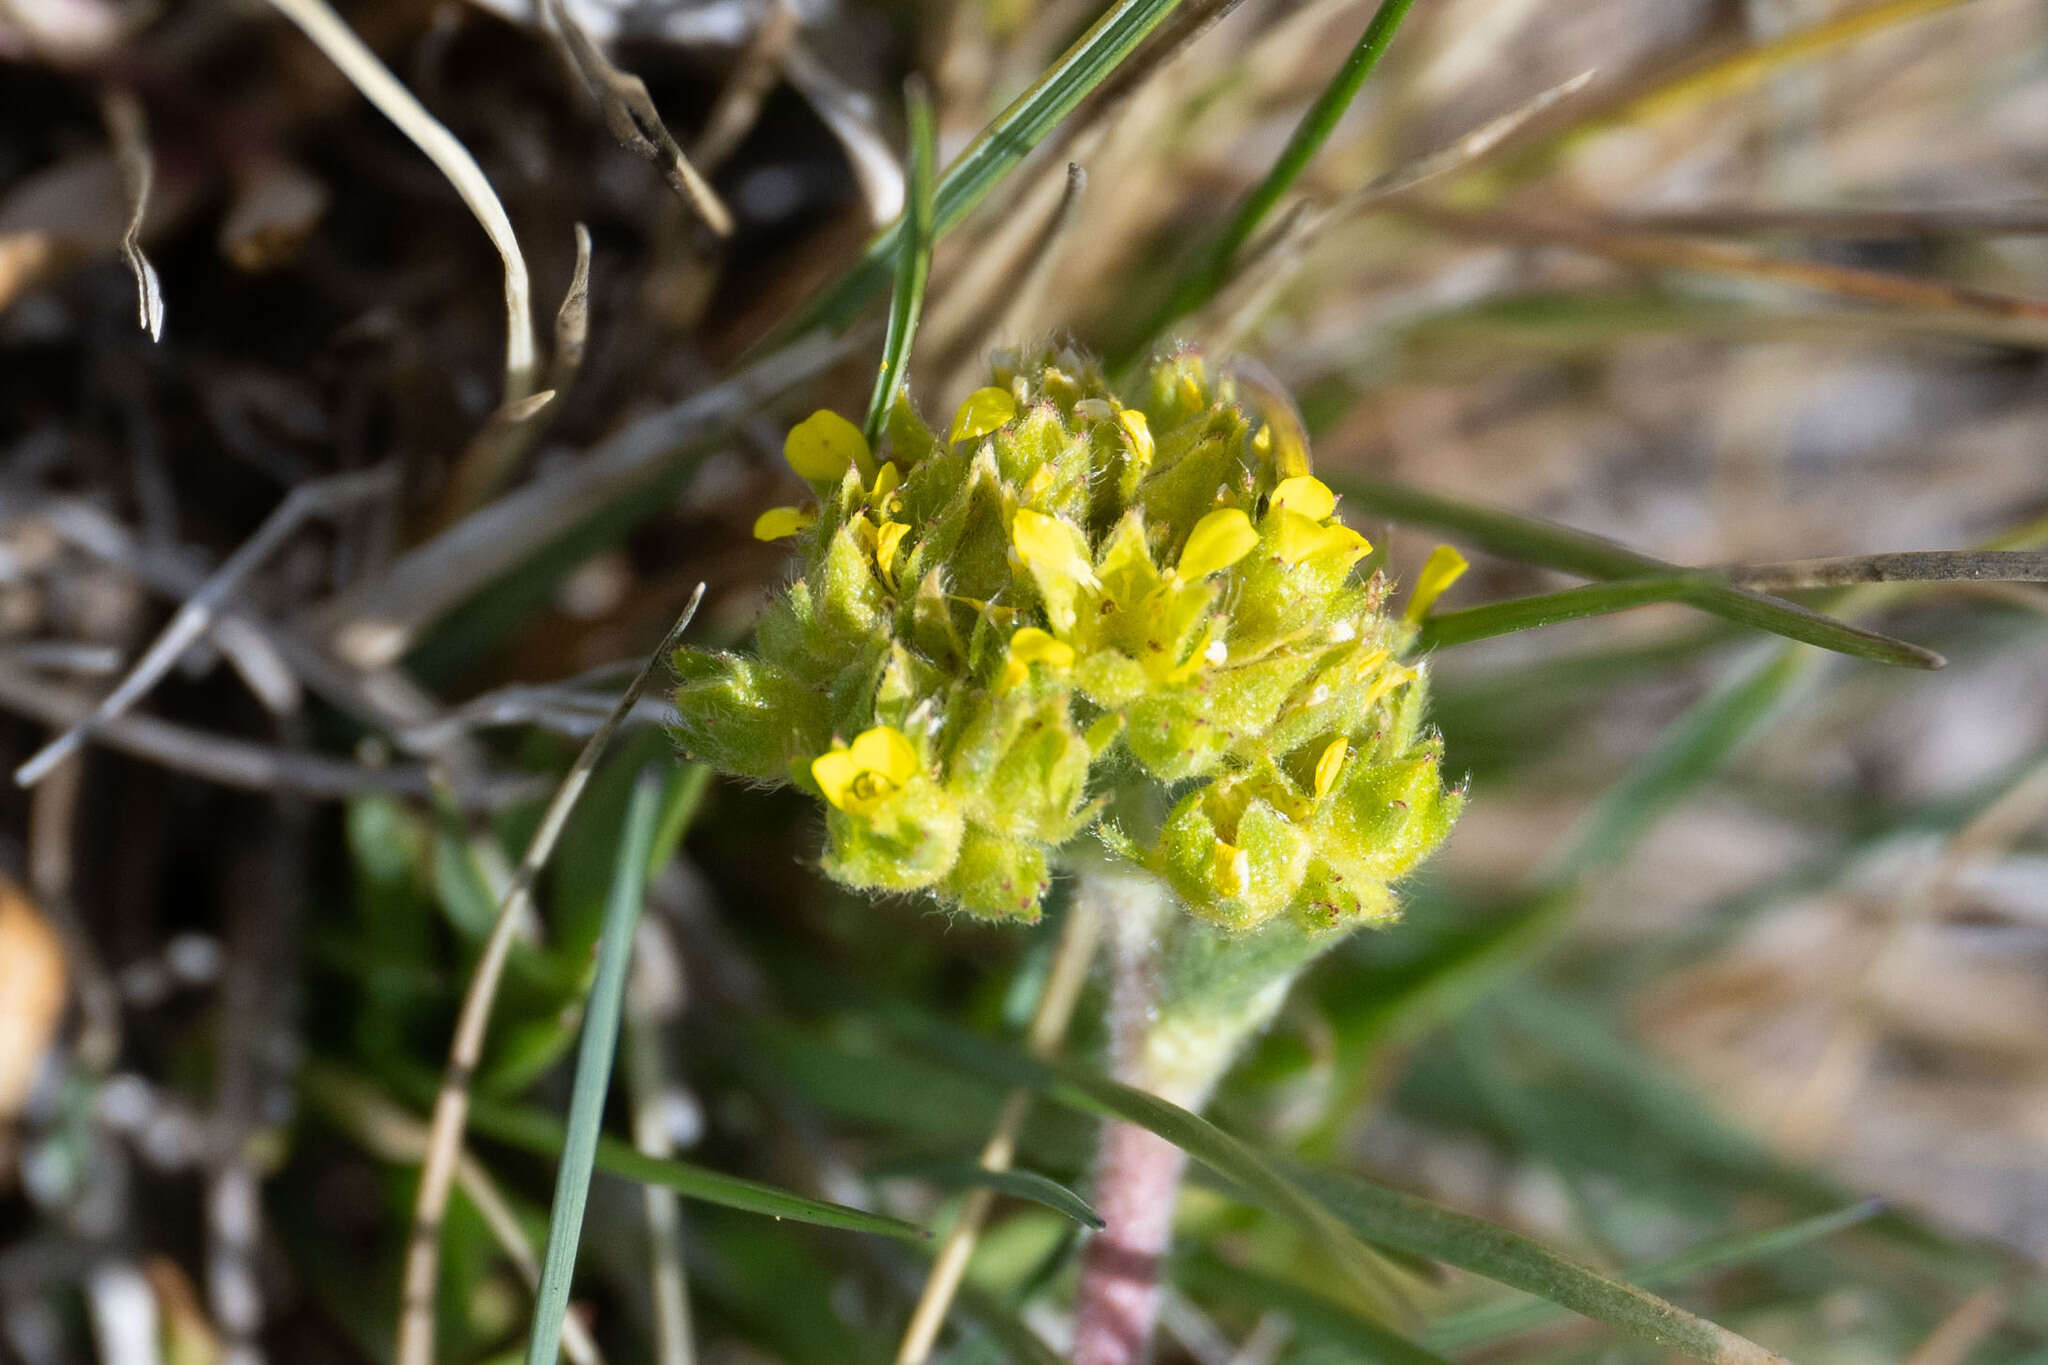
left=0, top=875, right=68, bottom=1121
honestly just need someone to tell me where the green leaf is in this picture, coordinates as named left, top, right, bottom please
left=768, top=0, right=1186, bottom=342
left=525, top=771, right=664, bottom=1365
left=864, top=81, right=937, bottom=447
left=1325, top=473, right=1940, bottom=667
left=462, top=1091, right=927, bottom=1242
left=874, top=1159, right=1102, bottom=1229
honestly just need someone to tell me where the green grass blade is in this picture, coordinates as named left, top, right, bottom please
left=1427, top=1200, right=1884, bottom=1351
left=1293, top=1170, right=1788, bottom=1365
left=1417, top=575, right=1712, bottom=649
left=1559, top=645, right=1819, bottom=876
left=883, top=1012, right=1785, bottom=1364
left=769, top=0, right=1185, bottom=342
left=863, top=80, right=937, bottom=447
left=877, top=1159, right=1102, bottom=1228
left=460, top=1090, right=928, bottom=1240
left=1325, top=472, right=1939, bottom=667
left=1138, top=0, right=1416, bottom=345
left=1176, top=1253, right=1452, bottom=1364
left=524, top=772, right=665, bottom=1365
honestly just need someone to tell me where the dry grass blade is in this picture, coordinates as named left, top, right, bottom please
left=985, top=163, right=1088, bottom=348
left=0, top=660, right=527, bottom=801
left=261, top=0, right=536, bottom=394
left=1615, top=204, right=2048, bottom=238
left=1726, top=550, right=2048, bottom=590
left=893, top=896, right=1102, bottom=1365
left=434, top=223, right=593, bottom=528
left=694, top=0, right=798, bottom=172
left=394, top=585, right=704, bottom=1365
left=545, top=0, right=732, bottom=237
left=1396, top=202, right=2048, bottom=344
left=318, top=329, right=848, bottom=667
left=13, top=467, right=398, bottom=788
left=1189, top=69, right=1596, bottom=357
left=99, top=88, right=162, bottom=341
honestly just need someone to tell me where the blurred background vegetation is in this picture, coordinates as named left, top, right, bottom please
left=3, top=0, right=2048, bottom=1361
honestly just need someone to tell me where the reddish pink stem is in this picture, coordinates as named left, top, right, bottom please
left=1072, top=1116, right=1188, bottom=1365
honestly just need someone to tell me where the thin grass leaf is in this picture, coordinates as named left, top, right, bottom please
left=882, top=1011, right=1785, bottom=1364
left=1427, top=1200, right=1885, bottom=1351
left=1417, top=575, right=1714, bottom=650
left=454, top=1089, right=927, bottom=1240
left=1558, top=645, right=1820, bottom=877
left=767, top=0, right=1185, bottom=343
left=877, top=1160, right=1102, bottom=1229
left=525, top=772, right=664, bottom=1365
left=1325, top=472, right=1940, bottom=667
left=1175, top=1253, right=1452, bottom=1364
left=1292, top=1169, right=1790, bottom=1365
left=864, top=80, right=936, bottom=447
left=1138, top=0, right=1416, bottom=344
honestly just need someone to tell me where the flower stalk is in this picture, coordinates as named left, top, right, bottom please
left=671, top=346, right=1464, bottom=1357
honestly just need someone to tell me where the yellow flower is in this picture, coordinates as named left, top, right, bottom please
left=949, top=387, right=1017, bottom=445
left=785, top=410, right=872, bottom=483
left=1269, top=475, right=1336, bottom=522
left=812, top=726, right=921, bottom=816
left=874, top=520, right=913, bottom=591
left=752, top=506, right=816, bottom=541
left=1175, top=508, right=1258, bottom=579
left=1404, top=544, right=1470, bottom=622
left=1313, top=738, right=1349, bottom=799
left=1011, top=509, right=1097, bottom=591
left=1273, top=512, right=1371, bottom=570
left=999, top=626, right=1076, bottom=690
left=1118, top=408, right=1154, bottom=466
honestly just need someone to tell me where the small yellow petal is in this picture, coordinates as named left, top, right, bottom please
left=870, top=461, right=902, bottom=511
left=849, top=725, right=920, bottom=786
left=1270, top=475, right=1336, bottom=522
left=752, top=506, right=815, bottom=541
left=1313, top=738, right=1349, bottom=799
left=875, top=521, right=913, bottom=589
left=949, top=387, right=1017, bottom=444
left=811, top=749, right=862, bottom=811
left=1210, top=839, right=1250, bottom=898
left=1176, top=508, right=1259, bottom=579
left=1014, top=627, right=1074, bottom=668
left=1011, top=509, right=1097, bottom=589
left=1000, top=627, right=1075, bottom=690
left=1117, top=408, right=1154, bottom=465
left=1404, top=544, right=1471, bottom=622
left=785, top=410, right=870, bottom=483
left=1274, top=511, right=1370, bottom=569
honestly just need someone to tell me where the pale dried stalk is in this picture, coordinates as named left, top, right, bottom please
left=545, top=0, right=732, bottom=236
left=893, top=894, right=1103, bottom=1365
left=316, top=329, right=847, bottom=668
left=13, top=468, right=398, bottom=788
left=260, top=0, right=536, bottom=395
left=100, top=88, right=162, bottom=341
left=394, top=587, right=703, bottom=1365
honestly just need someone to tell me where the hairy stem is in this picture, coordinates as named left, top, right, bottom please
left=1071, top=866, right=1336, bottom=1365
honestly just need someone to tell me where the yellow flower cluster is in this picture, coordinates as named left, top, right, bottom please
left=673, top=348, right=1465, bottom=927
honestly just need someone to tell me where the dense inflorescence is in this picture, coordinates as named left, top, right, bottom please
left=672, top=347, right=1461, bottom=928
